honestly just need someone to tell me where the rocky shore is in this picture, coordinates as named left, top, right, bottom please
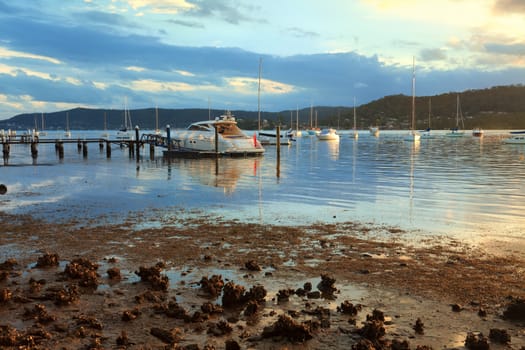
left=0, top=212, right=524, bottom=349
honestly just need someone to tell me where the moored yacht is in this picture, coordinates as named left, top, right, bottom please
left=172, top=111, right=265, bottom=156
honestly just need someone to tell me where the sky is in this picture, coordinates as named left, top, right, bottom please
left=0, top=0, right=524, bottom=120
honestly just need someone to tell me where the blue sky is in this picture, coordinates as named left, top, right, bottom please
left=0, top=0, right=524, bottom=120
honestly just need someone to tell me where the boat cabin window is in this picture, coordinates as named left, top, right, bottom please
left=188, top=124, right=212, bottom=131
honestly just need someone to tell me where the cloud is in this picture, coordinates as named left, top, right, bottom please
left=185, top=0, right=264, bottom=25
left=285, top=27, right=320, bottom=39
left=420, top=48, right=447, bottom=61
left=224, top=77, right=295, bottom=95
left=167, top=18, right=205, bottom=28
left=126, top=66, right=147, bottom=72
left=493, top=0, right=525, bottom=13
left=125, top=0, right=196, bottom=13
left=484, top=42, right=525, bottom=55
left=0, top=47, right=61, bottom=64
left=127, top=79, right=203, bottom=92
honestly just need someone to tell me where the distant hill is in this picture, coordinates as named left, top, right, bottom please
left=1, top=85, right=525, bottom=131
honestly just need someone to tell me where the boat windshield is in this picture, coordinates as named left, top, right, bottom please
left=216, top=122, right=245, bottom=137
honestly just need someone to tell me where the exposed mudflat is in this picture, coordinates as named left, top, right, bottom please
left=0, top=212, right=524, bottom=349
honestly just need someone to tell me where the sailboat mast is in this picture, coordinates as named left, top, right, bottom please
left=428, top=97, right=431, bottom=129
left=411, top=57, right=416, bottom=131
left=257, top=57, right=262, bottom=131
left=310, top=103, right=313, bottom=129
left=353, top=97, right=357, bottom=130
left=296, top=106, right=299, bottom=132
left=456, top=94, right=459, bottom=128
left=155, top=105, right=159, bottom=130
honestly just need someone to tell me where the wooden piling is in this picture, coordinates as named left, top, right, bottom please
left=106, top=141, right=111, bottom=158
left=99, top=140, right=104, bottom=152
left=166, top=125, right=171, bottom=151
left=135, top=126, right=140, bottom=162
left=77, top=139, right=82, bottom=153
left=31, top=141, right=38, bottom=159
left=57, top=141, right=64, bottom=159
left=2, top=143, right=9, bottom=164
left=215, top=125, right=219, bottom=157
left=149, top=143, right=155, bottom=160
left=276, top=125, right=280, bottom=177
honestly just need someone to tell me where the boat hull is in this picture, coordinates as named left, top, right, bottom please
left=503, top=136, right=525, bottom=144
left=316, top=129, right=340, bottom=141
left=174, top=130, right=264, bottom=155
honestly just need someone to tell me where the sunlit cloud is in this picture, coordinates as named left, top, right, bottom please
left=0, top=63, right=56, bottom=80
left=126, top=66, right=146, bottom=72
left=65, top=77, right=82, bottom=86
left=363, top=0, right=491, bottom=26
left=0, top=47, right=61, bottom=64
left=175, top=69, right=195, bottom=77
left=93, top=81, right=108, bottom=90
left=225, top=77, right=294, bottom=95
left=125, top=0, right=196, bottom=14
left=127, top=79, right=217, bottom=92
left=0, top=94, right=24, bottom=109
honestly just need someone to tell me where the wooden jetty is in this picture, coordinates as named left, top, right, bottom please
left=0, top=127, right=149, bottom=165
left=1, top=125, right=263, bottom=165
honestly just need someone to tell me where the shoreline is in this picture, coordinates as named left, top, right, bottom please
left=1, top=212, right=524, bottom=349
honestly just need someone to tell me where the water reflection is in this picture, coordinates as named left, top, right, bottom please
left=166, top=157, right=260, bottom=194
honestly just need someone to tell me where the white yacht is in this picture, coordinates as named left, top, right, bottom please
left=171, top=112, right=265, bottom=156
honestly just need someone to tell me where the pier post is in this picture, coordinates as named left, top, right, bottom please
left=149, top=143, right=155, bottom=160
left=31, top=141, right=38, bottom=159
left=215, top=125, right=219, bottom=157
left=128, top=141, right=134, bottom=158
left=106, top=141, right=111, bottom=158
left=166, top=125, right=171, bottom=151
left=99, top=140, right=104, bottom=152
left=77, top=139, right=82, bottom=153
left=82, top=141, right=88, bottom=158
left=57, top=141, right=64, bottom=159
left=276, top=125, right=281, bottom=178
left=2, top=143, right=9, bottom=164
left=135, top=126, right=140, bottom=162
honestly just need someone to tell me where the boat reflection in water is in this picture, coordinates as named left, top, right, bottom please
left=166, top=157, right=260, bottom=194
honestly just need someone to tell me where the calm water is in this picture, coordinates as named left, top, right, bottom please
left=1, top=129, right=524, bottom=251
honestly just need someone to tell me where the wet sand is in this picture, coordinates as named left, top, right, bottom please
left=0, top=211, right=524, bottom=349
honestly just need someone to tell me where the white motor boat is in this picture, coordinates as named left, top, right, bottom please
left=472, top=128, right=484, bottom=137
left=369, top=126, right=379, bottom=137
left=503, top=131, right=525, bottom=144
left=172, top=112, right=265, bottom=156
left=316, top=128, right=340, bottom=141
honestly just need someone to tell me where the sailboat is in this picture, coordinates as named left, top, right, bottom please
left=446, top=94, right=465, bottom=137
left=101, top=112, right=109, bottom=139
left=64, top=112, right=71, bottom=138
left=117, top=98, right=134, bottom=140
left=39, top=113, right=47, bottom=136
left=351, top=97, right=358, bottom=139
left=294, top=107, right=302, bottom=138
left=306, top=104, right=320, bottom=136
left=404, top=57, right=420, bottom=142
left=421, top=98, right=433, bottom=139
